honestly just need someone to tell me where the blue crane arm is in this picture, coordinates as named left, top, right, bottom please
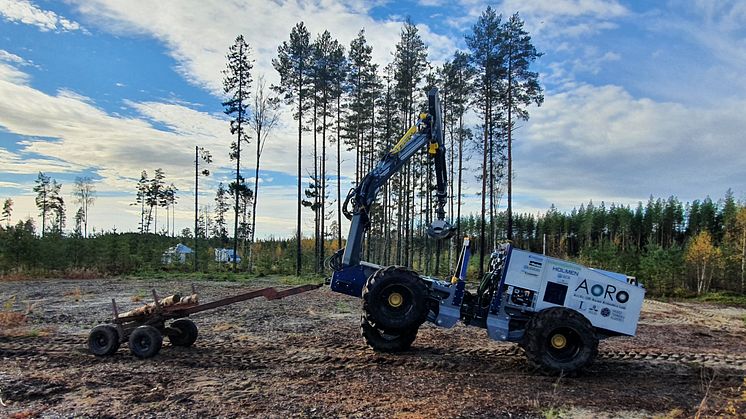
left=340, top=88, right=454, bottom=269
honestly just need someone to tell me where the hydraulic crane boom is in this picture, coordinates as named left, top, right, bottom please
left=331, top=88, right=454, bottom=296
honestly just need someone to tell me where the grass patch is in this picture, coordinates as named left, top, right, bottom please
left=654, top=408, right=685, bottom=419
left=63, top=286, right=84, bottom=302
left=123, top=271, right=326, bottom=288
left=541, top=407, right=569, bottom=419
left=0, top=311, right=26, bottom=328
left=334, top=301, right=354, bottom=314
left=213, top=323, right=238, bottom=333
left=278, top=274, right=325, bottom=286
left=130, top=289, right=147, bottom=303
left=125, top=270, right=264, bottom=282
left=690, top=292, right=746, bottom=308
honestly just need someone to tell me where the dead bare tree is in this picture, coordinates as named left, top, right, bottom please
left=247, top=75, right=280, bottom=273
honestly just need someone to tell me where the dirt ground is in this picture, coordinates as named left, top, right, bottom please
left=1, top=277, right=745, bottom=418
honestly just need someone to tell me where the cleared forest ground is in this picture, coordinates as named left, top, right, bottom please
left=1, top=277, right=745, bottom=418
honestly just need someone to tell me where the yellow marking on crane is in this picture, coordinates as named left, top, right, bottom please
left=390, top=125, right=418, bottom=154
left=428, top=142, right=439, bottom=155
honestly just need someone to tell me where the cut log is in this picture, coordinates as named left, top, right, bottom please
left=177, top=294, right=199, bottom=305
left=160, top=294, right=181, bottom=307
left=118, top=294, right=181, bottom=318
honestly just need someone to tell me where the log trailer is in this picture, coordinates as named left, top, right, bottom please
left=87, top=284, right=321, bottom=359
left=329, top=88, right=646, bottom=374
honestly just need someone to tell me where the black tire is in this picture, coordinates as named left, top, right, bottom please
left=360, top=315, right=417, bottom=353
left=88, top=324, right=120, bottom=356
left=168, top=318, right=198, bottom=347
left=128, top=325, right=163, bottom=359
left=362, top=266, right=429, bottom=333
left=522, top=307, right=599, bottom=376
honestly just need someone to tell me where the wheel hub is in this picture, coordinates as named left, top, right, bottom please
left=550, top=333, right=567, bottom=349
left=387, top=292, right=404, bottom=308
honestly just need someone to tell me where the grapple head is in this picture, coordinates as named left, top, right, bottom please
left=427, top=219, right=456, bottom=240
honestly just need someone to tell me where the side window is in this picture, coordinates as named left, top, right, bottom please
left=543, top=282, right=567, bottom=305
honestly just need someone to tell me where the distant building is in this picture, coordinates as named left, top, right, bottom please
left=215, top=248, right=241, bottom=264
left=162, top=243, right=193, bottom=264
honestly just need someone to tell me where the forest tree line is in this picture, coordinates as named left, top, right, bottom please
left=1, top=190, right=744, bottom=298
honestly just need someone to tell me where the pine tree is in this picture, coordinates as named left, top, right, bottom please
left=162, top=183, right=177, bottom=236
left=223, top=34, right=254, bottom=271
left=213, top=183, right=230, bottom=245
left=440, top=51, right=474, bottom=269
left=74, top=207, right=85, bottom=237
left=2, top=198, right=12, bottom=227
left=229, top=176, right=253, bottom=260
left=501, top=13, right=543, bottom=242
left=311, top=30, right=346, bottom=272
left=134, top=171, right=149, bottom=233
left=73, top=176, right=96, bottom=238
left=273, top=22, right=313, bottom=276
left=333, top=47, right=349, bottom=252
left=33, top=172, right=51, bottom=236
left=147, top=168, right=166, bottom=234
left=466, top=6, right=504, bottom=277
left=193, top=146, right=212, bottom=269
left=48, top=180, right=64, bottom=234
left=392, top=18, right=428, bottom=267
left=377, top=62, right=401, bottom=265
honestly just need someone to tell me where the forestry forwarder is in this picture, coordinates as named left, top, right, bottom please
left=329, top=88, right=645, bottom=375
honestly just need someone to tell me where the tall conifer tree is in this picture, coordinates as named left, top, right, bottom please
left=223, top=35, right=253, bottom=270
left=274, top=23, right=313, bottom=276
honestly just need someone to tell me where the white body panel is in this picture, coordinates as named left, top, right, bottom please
left=503, top=249, right=645, bottom=336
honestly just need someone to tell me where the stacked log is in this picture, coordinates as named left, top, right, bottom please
left=117, top=293, right=200, bottom=319
left=118, top=294, right=180, bottom=318
left=178, top=294, right=199, bottom=305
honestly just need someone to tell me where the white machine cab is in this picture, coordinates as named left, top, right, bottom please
left=502, top=248, right=645, bottom=336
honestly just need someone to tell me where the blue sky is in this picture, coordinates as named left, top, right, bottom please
left=1, top=0, right=745, bottom=237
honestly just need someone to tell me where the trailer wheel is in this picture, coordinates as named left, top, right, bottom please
left=168, top=319, right=198, bottom=347
left=362, top=266, right=429, bottom=333
left=88, top=324, right=120, bottom=356
left=128, top=325, right=163, bottom=359
left=360, top=316, right=417, bottom=353
left=522, top=307, right=598, bottom=376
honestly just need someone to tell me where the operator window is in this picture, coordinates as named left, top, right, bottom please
left=543, top=282, right=567, bottom=305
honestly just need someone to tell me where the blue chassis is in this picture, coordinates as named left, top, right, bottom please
left=330, top=244, right=526, bottom=343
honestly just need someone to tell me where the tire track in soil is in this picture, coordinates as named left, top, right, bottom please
left=641, top=300, right=745, bottom=332
left=2, top=334, right=745, bottom=376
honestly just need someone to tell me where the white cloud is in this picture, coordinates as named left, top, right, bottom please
left=68, top=0, right=456, bottom=95
left=499, top=0, right=628, bottom=19
left=0, top=0, right=83, bottom=32
left=0, top=60, right=359, bottom=236
left=0, top=62, right=29, bottom=84
left=450, top=0, right=628, bottom=40
left=0, top=180, right=21, bottom=188
left=516, top=83, right=746, bottom=209
left=0, top=49, right=27, bottom=65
